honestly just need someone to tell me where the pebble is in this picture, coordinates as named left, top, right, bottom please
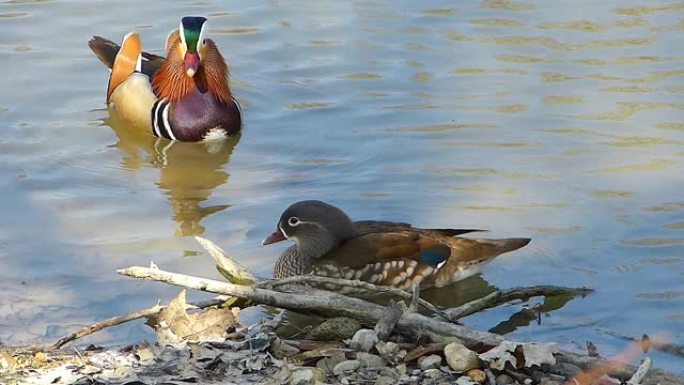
left=423, top=368, right=446, bottom=382
left=378, top=367, right=400, bottom=379
left=375, top=341, right=400, bottom=357
left=496, top=373, right=514, bottom=384
left=466, top=368, right=486, bottom=384
left=270, top=339, right=300, bottom=359
left=34, top=352, right=48, bottom=365
left=305, top=317, right=362, bottom=341
left=316, top=354, right=346, bottom=375
left=418, top=354, right=442, bottom=370
left=350, top=329, right=379, bottom=352
left=375, top=375, right=395, bottom=385
left=333, top=360, right=361, bottom=375
left=356, top=352, right=386, bottom=369
left=289, top=368, right=325, bottom=385
left=456, top=377, right=479, bottom=385
left=444, top=342, right=479, bottom=372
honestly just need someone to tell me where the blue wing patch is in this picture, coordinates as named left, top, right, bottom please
left=420, top=247, right=449, bottom=267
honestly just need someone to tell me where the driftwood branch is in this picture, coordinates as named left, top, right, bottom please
left=51, top=296, right=229, bottom=350
left=445, top=285, right=593, bottom=321
left=195, top=236, right=259, bottom=285
left=117, top=265, right=504, bottom=347
left=627, top=357, right=652, bottom=385
left=374, top=300, right=404, bottom=340
left=257, top=274, right=448, bottom=320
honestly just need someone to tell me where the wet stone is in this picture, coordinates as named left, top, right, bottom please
left=355, top=352, right=386, bottom=369
left=422, top=368, right=446, bottom=382
left=375, top=375, right=396, bottom=385
left=305, top=317, right=362, bottom=341
left=316, top=354, right=346, bottom=375
left=333, top=359, right=361, bottom=376
left=289, top=368, right=325, bottom=385
left=418, top=354, right=442, bottom=370
left=375, top=341, right=400, bottom=358
left=496, top=373, right=514, bottom=384
left=466, top=368, right=486, bottom=384
left=350, top=329, right=379, bottom=352
left=444, top=342, right=479, bottom=372
left=378, top=367, right=400, bottom=379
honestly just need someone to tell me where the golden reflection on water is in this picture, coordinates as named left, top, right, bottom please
left=108, top=114, right=239, bottom=237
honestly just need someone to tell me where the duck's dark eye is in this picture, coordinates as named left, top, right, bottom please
left=288, top=217, right=300, bottom=226
left=202, top=39, right=207, bottom=45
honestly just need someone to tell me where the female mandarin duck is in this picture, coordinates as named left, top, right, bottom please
left=88, top=16, right=241, bottom=142
left=263, top=200, right=530, bottom=290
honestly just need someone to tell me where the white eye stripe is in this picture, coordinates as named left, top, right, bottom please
left=179, top=20, right=186, bottom=45
left=197, top=21, right=208, bottom=59
left=198, top=21, right=208, bottom=45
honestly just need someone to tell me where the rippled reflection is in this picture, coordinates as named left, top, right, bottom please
left=109, top=114, right=240, bottom=237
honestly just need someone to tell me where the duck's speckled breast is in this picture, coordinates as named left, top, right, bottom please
left=170, top=89, right=242, bottom=141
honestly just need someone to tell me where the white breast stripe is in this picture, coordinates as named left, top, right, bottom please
left=161, top=104, right=176, bottom=141
left=152, top=101, right=162, bottom=138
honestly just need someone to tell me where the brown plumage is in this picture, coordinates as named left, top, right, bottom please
left=151, top=39, right=233, bottom=104
left=264, top=200, right=531, bottom=290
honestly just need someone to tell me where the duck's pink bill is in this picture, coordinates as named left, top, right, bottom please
left=262, top=229, right=286, bottom=245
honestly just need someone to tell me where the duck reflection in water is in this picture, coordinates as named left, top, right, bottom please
left=107, top=112, right=239, bottom=236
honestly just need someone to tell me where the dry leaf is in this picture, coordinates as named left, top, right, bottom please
left=154, top=290, right=237, bottom=345
left=479, top=341, right=556, bottom=370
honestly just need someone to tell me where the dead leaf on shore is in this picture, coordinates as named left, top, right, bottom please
left=150, top=290, right=238, bottom=345
left=479, top=341, right=556, bottom=369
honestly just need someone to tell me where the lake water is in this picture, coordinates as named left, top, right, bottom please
left=0, top=0, right=682, bottom=373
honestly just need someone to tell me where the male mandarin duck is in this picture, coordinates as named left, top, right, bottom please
left=263, top=200, right=531, bottom=290
left=88, top=16, right=241, bottom=142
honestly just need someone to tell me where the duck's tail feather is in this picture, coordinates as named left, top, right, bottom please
left=88, top=36, right=119, bottom=69
left=428, top=228, right=488, bottom=237
left=483, top=237, right=531, bottom=256
left=89, top=35, right=165, bottom=78
left=105, top=32, right=142, bottom=103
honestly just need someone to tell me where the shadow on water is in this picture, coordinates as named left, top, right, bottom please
left=107, top=113, right=240, bottom=237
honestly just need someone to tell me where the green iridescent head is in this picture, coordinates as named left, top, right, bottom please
left=180, top=16, right=208, bottom=54
left=179, top=16, right=208, bottom=77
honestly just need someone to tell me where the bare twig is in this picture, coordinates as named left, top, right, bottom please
left=445, top=285, right=593, bottom=321
left=51, top=296, right=228, bottom=350
left=195, top=236, right=259, bottom=285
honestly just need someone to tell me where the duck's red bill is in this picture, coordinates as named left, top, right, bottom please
left=262, top=228, right=286, bottom=245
